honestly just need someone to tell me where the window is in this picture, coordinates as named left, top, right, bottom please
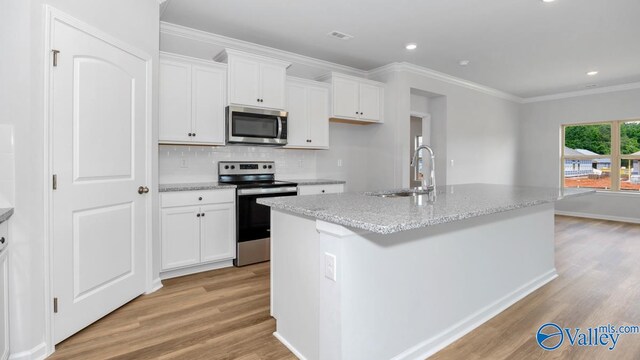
left=562, top=120, right=640, bottom=192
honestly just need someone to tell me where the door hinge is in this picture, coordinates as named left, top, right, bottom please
left=52, top=49, right=60, bottom=67
left=53, top=298, right=58, bottom=313
left=52, top=174, right=57, bottom=190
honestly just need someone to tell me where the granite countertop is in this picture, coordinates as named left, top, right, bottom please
left=257, top=184, right=594, bottom=234
left=159, top=182, right=237, bottom=192
left=285, top=179, right=346, bottom=186
left=0, top=208, right=14, bottom=225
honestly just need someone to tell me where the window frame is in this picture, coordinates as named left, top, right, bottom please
left=561, top=119, right=640, bottom=192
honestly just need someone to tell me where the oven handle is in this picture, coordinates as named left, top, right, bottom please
left=276, top=116, right=283, bottom=139
left=237, top=187, right=298, bottom=196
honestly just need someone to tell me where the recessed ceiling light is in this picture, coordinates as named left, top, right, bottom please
left=459, top=60, right=470, bottom=66
left=542, top=0, right=556, bottom=3
left=405, top=43, right=417, bottom=50
left=587, top=71, right=599, bottom=76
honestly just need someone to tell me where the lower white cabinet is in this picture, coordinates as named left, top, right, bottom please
left=297, top=184, right=344, bottom=196
left=161, top=189, right=235, bottom=273
left=0, top=220, right=8, bottom=360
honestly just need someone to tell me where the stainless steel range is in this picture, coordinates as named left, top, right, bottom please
left=218, top=161, right=297, bottom=266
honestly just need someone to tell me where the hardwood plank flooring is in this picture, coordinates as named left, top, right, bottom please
left=50, top=216, right=640, bottom=359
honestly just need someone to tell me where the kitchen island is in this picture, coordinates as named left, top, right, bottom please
left=258, top=184, right=592, bottom=360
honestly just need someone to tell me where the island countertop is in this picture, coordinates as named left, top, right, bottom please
left=257, top=184, right=594, bottom=234
left=0, top=208, right=13, bottom=225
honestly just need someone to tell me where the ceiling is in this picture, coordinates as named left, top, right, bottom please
left=161, top=0, right=640, bottom=98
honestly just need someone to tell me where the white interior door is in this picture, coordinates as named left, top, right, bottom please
left=51, top=19, right=149, bottom=344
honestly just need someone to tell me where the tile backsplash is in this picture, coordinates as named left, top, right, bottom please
left=159, top=145, right=318, bottom=184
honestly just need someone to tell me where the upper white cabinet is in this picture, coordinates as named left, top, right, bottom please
left=215, top=49, right=290, bottom=110
left=285, top=77, right=330, bottom=149
left=159, top=52, right=226, bottom=145
left=319, top=72, right=384, bottom=123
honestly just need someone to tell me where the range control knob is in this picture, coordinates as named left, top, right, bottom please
left=268, top=165, right=273, bottom=169
left=224, top=165, right=229, bottom=169
left=263, top=165, right=267, bottom=169
left=231, top=165, right=235, bottom=170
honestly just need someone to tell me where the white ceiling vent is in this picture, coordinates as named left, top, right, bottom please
left=327, top=30, right=354, bottom=41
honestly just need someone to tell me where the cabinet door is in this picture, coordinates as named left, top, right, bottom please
left=161, top=206, right=201, bottom=270
left=0, top=249, right=7, bottom=360
left=159, top=60, right=192, bottom=142
left=200, top=203, right=236, bottom=263
left=285, top=82, right=309, bottom=147
left=260, top=63, right=287, bottom=110
left=358, top=83, right=382, bottom=122
left=228, top=56, right=261, bottom=107
left=332, top=77, right=359, bottom=119
left=192, top=65, right=226, bottom=145
left=297, top=184, right=344, bottom=195
left=307, top=86, right=330, bottom=148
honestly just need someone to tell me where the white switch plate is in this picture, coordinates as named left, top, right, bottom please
left=450, top=159, right=454, bottom=167
left=325, top=252, right=337, bottom=282
left=337, top=159, right=343, bottom=167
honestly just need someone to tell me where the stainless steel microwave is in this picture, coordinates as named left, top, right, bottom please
left=226, top=106, right=288, bottom=146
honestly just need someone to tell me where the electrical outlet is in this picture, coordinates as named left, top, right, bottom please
left=325, top=252, right=337, bottom=282
left=337, top=159, right=343, bottom=167
left=450, top=159, right=454, bottom=167
left=180, top=158, right=188, bottom=168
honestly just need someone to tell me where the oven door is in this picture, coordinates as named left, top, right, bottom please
left=227, top=106, right=288, bottom=145
left=236, top=186, right=298, bottom=242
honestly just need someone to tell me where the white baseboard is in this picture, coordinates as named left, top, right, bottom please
left=160, top=260, right=234, bottom=280
left=392, top=269, right=558, bottom=360
left=9, top=342, right=48, bottom=360
left=145, top=277, right=163, bottom=294
left=273, top=332, right=307, bottom=360
left=555, top=211, right=640, bottom=224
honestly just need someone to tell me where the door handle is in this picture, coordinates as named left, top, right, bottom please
left=138, top=186, right=150, bottom=194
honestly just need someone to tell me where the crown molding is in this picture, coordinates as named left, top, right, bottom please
left=522, top=82, right=640, bottom=103
left=160, top=21, right=367, bottom=77
left=368, top=62, right=524, bottom=103
left=160, top=22, right=640, bottom=105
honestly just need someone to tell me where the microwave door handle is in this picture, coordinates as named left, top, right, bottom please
left=276, top=117, right=283, bottom=139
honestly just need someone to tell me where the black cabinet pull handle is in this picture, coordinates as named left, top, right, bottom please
left=193, top=133, right=196, bottom=137
left=0, top=237, right=5, bottom=244
left=201, top=213, right=205, bottom=217
left=321, top=190, right=325, bottom=193
left=188, top=133, right=192, bottom=137
left=198, top=197, right=203, bottom=201
left=197, top=213, right=201, bottom=217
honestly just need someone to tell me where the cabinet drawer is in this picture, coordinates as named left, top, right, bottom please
left=161, top=189, right=235, bottom=208
left=297, top=184, right=344, bottom=196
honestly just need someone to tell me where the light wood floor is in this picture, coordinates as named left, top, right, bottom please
left=50, top=216, right=640, bottom=359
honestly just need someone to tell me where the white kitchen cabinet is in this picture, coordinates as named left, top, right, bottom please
left=215, top=49, right=290, bottom=110
left=319, top=72, right=384, bottom=123
left=297, top=183, right=344, bottom=195
left=0, top=220, right=8, bottom=360
left=160, top=189, right=235, bottom=275
left=159, top=52, right=226, bottom=145
left=285, top=77, right=330, bottom=149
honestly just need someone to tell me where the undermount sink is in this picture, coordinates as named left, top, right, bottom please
left=370, top=190, right=432, bottom=198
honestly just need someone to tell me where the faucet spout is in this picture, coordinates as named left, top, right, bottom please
left=411, top=145, right=436, bottom=195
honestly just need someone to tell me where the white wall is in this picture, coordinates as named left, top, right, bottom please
left=519, top=88, right=640, bottom=222
left=0, top=0, right=159, bottom=356
left=366, top=68, right=521, bottom=190
left=159, top=145, right=317, bottom=183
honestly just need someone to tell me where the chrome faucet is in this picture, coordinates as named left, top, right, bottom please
left=411, top=145, right=436, bottom=195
